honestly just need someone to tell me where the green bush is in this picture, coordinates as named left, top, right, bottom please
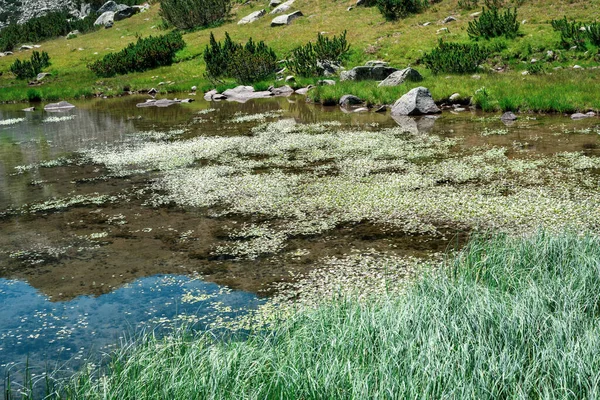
left=467, top=6, right=519, bottom=40
left=285, top=31, right=350, bottom=77
left=551, top=17, right=600, bottom=49
left=88, top=31, right=186, bottom=77
left=375, top=0, right=428, bottom=20
left=421, top=39, right=490, bottom=74
left=0, top=11, right=99, bottom=52
left=159, top=0, right=231, bottom=30
left=9, top=51, right=51, bottom=80
left=203, top=33, right=277, bottom=84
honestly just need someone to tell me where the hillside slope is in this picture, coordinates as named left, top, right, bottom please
left=0, top=0, right=599, bottom=111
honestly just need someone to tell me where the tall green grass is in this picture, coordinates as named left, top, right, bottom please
left=56, top=231, right=600, bottom=399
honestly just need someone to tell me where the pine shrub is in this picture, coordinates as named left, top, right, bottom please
left=88, top=31, right=186, bottom=77
left=551, top=17, right=600, bottom=49
left=421, top=39, right=490, bottom=74
left=10, top=51, right=51, bottom=80
left=203, top=33, right=277, bottom=84
left=285, top=31, right=350, bottom=77
left=159, top=0, right=231, bottom=30
left=467, top=6, right=519, bottom=40
left=375, top=0, right=428, bottom=21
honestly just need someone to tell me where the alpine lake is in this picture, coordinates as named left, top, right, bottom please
left=1, top=93, right=600, bottom=392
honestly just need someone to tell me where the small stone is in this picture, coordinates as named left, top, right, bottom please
left=339, top=94, right=363, bottom=106
left=148, top=88, right=158, bottom=95
left=317, top=79, right=336, bottom=86
left=449, top=93, right=461, bottom=102
left=546, top=50, right=554, bottom=58
left=571, top=113, right=589, bottom=120
left=443, top=16, right=456, bottom=23
left=501, top=111, right=518, bottom=121
left=191, top=86, right=197, bottom=92
left=573, top=65, right=583, bottom=69
left=471, top=75, right=481, bottom=79
left=347, top=6, right=353, bottom=11
left=586, top=111, right=596, bottom=117
left=374, top=105, right=387, bottom=113
left=530, top=58, right=538, bottom=63
left=437, top=28, right=449, bottom=34
left=22, top=107, right=35, bottom=112
left=285, top=75, right=296, bottom=82
left=521, top=71, right=529, bottom=76
left=422, top=22, right=431, bottom=26
left=470, top=11, right=481, bottom=17
left=353, top=107, right=369, bottom=113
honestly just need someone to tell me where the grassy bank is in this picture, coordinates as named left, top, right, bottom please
left=54, top=230, right=600, bottom=399
left=0, top=1, right=600, bottom=111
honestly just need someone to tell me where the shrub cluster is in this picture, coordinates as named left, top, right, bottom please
left=88, top=31, right=185, bottom=77
left=458, top=0, right=504, bottom=10
left=375, top=0, right=429, bottom=21
left=285, top=31, right=350, bottom=77
left=551, top=17, right=600, bottom=49
left=467, top=6, right=519, bottom=40
left=0, top=11, right=99, bottom=52
left=203, top=33, right=277, bottom=84
left=159, top=0, right=231, bottom=30
left=9, top=50, right=51, bottom=80
left=421, top=39, right=490, bottom=74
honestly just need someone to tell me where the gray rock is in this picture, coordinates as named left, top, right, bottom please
left=204, top=89, right=217, bottom=101
left=449, top=93, right=461, bottom=102
left=356, top=0, right=365, bottom=5
left=501, top=111, right=517, bottom=121
left=573, top=65, right=583, bottom=69
left=269, top=85, right=294, bottom=96
left=271, top=0, right=294, bottom=14
left=191, top=86, right=197, bottom=92
left=317, top=60, right=342, bottom=76
left=36, top=72, right=50, bottom=80
left=374, top=105, right=387, bottom=113
left=378, top=67, right=423, bottom=87
left=340, top=64, right=398, bottom=81
left=339, top=94, right=363, bottom=106
left=391, top=115, right=437, bottom=134
left=222, top=85, right=274, bottom=102
left=238, top=9, right=266, bottom=24
left=97, top=1, right=118, bottom=14
left=271, top=11, right=303, bottom=26
left=295, top=87, right=309, bottom=95
left=318, top=79, right=336, bottom=86
left=443, top=16, right=456, bottom=23
left=285, top=75, right=295, bottom=82
left=353, top=107, right=369, bottom=113
left=571, top=113, right=590, bottom=120
left=213, top=94, right=227, bottom=100
left=437, top=28, right=449, bottom=34
left=114, top=4, right=138, bottom=21
left=365, top=60, right=388, bottom=67
left=20, top=45, right=34, bottom=50
left=94, top=11, right=115, bottom=26
left=470, top=11, right=481, bottom=17
left=391, top=87, right=440, bottom=116
left=586, top=111, right=596, bottom=117
left=22, top=107, right=35, bottom=112
left=347, top=6, right=353, bottom=11
left=269, top=0, right=282, bottom=6
left=44, top=101, right=76, bottom=112
left=423, top=21, right=431, bottom=26
left=66, top=30, right=79, bottom=39
left=148, top=88, right=158, bottom=95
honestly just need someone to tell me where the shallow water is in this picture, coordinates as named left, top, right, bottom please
left=1, top=94, right=599, bottom=389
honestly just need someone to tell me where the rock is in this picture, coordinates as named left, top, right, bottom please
left=271, top=0, right=295, bottom=14
left=66, top=30, right=79, bottom=39
left=365, top=60, right=388, bottom=67
left=213, top=94, right=227, bottom=100
left=569, top=46, right=578, bottom=51
left=586, top=111, right=596, bottom=117
left=238, top=9, right=266, bottom=24
left=295, top=87, right=310, bottom=95
left=105, top=20, right=113, bottom=28
left=148, top=88, right=158, bottom=95
left=374, top=105, right=387, bottom=113
left=36, top=72, right=50, bottom=80
left=471, top=74, right=481, bottom=79
left=4, top=51, right=13, bottom=56
left=191, top=86, right=197, bottom=92
left=269, top=0, right=283, bottom=6
left=318, top=79, right=336, bottom=86
left=391, top=115, right=437, bottom=134
left=521, top=71, right=529, bottom=76
left=453, top=107, right=466, bottom=112
left=180, top=98, right=195, bottom=103
left=449, top=93, right=461, bottom=102
left=423, top=22, right=431, bottom=26
left=347, top=6, right=353, bottom=11
left=271, top=11, right=303, bottom=26
left=470, top=11, right=481, bottom=17
left=340, top=63, right=398, bottom=81
left=132, top=4, right=150, bottom=13
left=97, top=1, right=118, bottom=13
left=546, top=50, right=554, bottom=59
left=443, top=16, right=456, bottom=23
left=530, top=58, right=538, bottom=63
left=44, top=101, right=76, bottom=112
left=20, top=45, right=34, bottom=51
left=356, top=0, right=365, bottom=5
left=353, top=107, right=369, bottom=113
left=378, top=67, right=423, bottom=87
left=285, top=75, right=296, bottom=82
left=339, top=94, right=363, bottom=106
left=391, top=87, right=440, bottom=116
left=22, top=107, right=35, bottom=112
left=571, top=113, right=589, bottom=120
left=437, top=28, right=449, bottom=34
left=501, top=111, right=517, bottom=121
left=317, top=60, right=342, bottom=76
left=204, top=89, right=217, bottom=100
left=222, top=85, right=274, bottom=102
left=269, top=85, right=294, bottom=96
left=573, top=65, right=583, bottom=69
left=114, top=4, right=139, bottom=21
left=94, top=11, right=115, bottom=26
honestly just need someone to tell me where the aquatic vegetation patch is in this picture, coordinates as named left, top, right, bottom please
left=0, top=117, right=25, bottom=126
left=43, top=115, right=76, bottom=123
left=229, top=111, right=283, bottom=124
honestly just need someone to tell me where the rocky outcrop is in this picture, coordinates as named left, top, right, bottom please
left=378, top=67, right=423, bottom=87
left=204, top=85, right=300, bottom=102
left=270, top=0, right=295, bottom=14
left=340, top=61, right=398, bottom=81
left=238, top=9, right=266, bottom=24
left=271, top=11, right=303, bottom=26
left=114, top=4, right=138, bottom=21
left=94, top=11, right=115, bottom=27
left=391, top=87, right=440, bottom=116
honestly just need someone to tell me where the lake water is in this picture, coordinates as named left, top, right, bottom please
left=1, top=94, right=599, bottom=392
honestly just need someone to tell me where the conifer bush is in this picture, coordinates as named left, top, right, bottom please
left=375, top=0, right=428, bottom=20
left=421, top=39, right=490, bottom=74
left=551, top=17, right=600, bottom=49
left=10, top=51, right=50, bottom=80
left=467, top=6, right=519, bottom=40
left=285, top=31, right=350, bottom=77
left=88, top=32, right=185, bottom=77
left=159, top=0, right=231, bottom=30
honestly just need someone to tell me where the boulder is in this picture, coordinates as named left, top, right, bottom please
left=132, top=4, right=150, bottom=13
left=20, top=45, right=34, bottom=51
left=339, top=94, right=363, bottom=106
left=443, top=16, right=456, bottom=23
left=317, top=60, right=342, bottom=76
left=94, top=11, right=115, bottom=26
left=391, top=87, right=440, bottom=116
left=391, top=115, right=437, bottom=134
left=285, top=75, right=296, bottom=82
left=191, top=86, right=197, bottom=92
left=44, top=101, right=76, bottom=112
left=148, top=88, right=158, bottom=95
left=271, top=11, right=303, bottom=26
left=22, top=107, right=36, bottom=112
left=500, top=111, right=517, bottom=121
left=222, top=85, right=274, bottom=102
left=295, top=87, right=311, bottom=95
left=238, top=9, right=266, bottom=24
left=36, top=72, right=50, bottom=81
left=269, top=85, right=294, bottom=96
left=571, top=113, right=590, bottom=120
left=340, top=63, right=398, bottom=81
left=271, top=0, right=295, bottom=14
left=204, top=89, right=217, bottom=101
left=97, top=1, right=119, bottom=13
left=318, top=79, right=336, bottom=86
left=114, top=5, right=139, bottom=21
left=449, top=93, right=461, bottom=102
left=269, top=0, right=283, bottom=6
left=378, top=67, right=423, bottom=87
left=374, top=105, right=387, bottom=113
left=66, top=30, right=79, bottom=39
